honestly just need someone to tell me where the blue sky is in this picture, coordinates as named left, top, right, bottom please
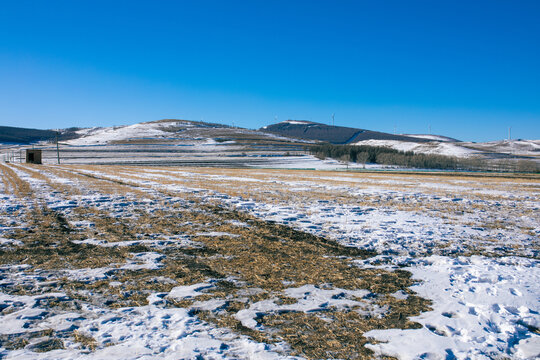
left=1, top=0, right=539, bottom=141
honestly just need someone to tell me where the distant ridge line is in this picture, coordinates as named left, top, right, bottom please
left=260, top=121, right=432, bottom=144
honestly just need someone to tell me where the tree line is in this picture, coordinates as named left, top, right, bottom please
left=309, top=143, right=539, bottom=173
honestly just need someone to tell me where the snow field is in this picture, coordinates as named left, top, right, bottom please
left=353, top=139, right=481, bottom=158
left=1, top=165, right=298, bottom=359
left=0, top=164, right=539, bottom=359
left=365, top=255, right=540, bottom=359
left=104, top=166, right=539, bottom=359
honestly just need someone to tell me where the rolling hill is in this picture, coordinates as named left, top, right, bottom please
left=260, top=120, right=432, bottom=144
left=0, top=126, right=80, bottom=144
left=1, top=119, right=538, bottom=169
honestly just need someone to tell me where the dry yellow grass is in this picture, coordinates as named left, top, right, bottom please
left=0, top=163, right=32, bottom=198
left=2, top=164, right=537, bottom=357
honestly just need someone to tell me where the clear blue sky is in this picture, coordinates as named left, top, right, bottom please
left=1, top=0, right=539, bottom=141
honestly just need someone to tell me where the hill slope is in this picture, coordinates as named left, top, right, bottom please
left=2, top=120, right=537, bottom=168
left=64, top=119, right=310, bottom=146
left=261, top=120, right=431, bottom=144
left=0, top=126, right=80, bottom=144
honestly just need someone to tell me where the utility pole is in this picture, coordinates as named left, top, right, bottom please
left=508, top=127, right=511, bottom=141
left=331, top=113, right=335, bottom=127
left=56, top=131, right=60, bottom=164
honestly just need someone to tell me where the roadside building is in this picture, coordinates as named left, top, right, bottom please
left=26, top=149, right=42, bottom=164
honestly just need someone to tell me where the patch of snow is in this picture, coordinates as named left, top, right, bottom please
left=365, top=255, right=540, bottom=359
left=1, top=292, right=295, bottom=360
left=196, top=232, right=240, bottom=238
left=65, top=121, right=181, bottom=146
left=353, top=139, right=480, bottom=158
left=71, top=235, right=198, bottom=249
left=281, top=120, right=312, bottom=125
left=236, top=285, right=371, bottom=330
left=121, top=252, right=164, bottom=271
left=247, top=155, right=390, bottom=170
left=167, top=282, right=216, bottom=300
left=0, top=237, right=22, bottom=246
left=463, top=139, right=540, bottom=156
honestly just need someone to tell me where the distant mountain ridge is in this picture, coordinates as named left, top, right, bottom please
left=260, top=120, right=432, bottom=144
left=0, top=120, right=451, bottom=146
left=0, top=126, right=80, bottom=144
left=1, top=120, right=538, bottom=165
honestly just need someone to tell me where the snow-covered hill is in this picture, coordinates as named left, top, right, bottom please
left=354, top=138, right=540, bottom=159
left=353, top=139, right=481, bottom=158
left=65, top=120, right=312, bottom=147
left=2, top=119, right=538, bottom=167
left=2, top=120, right=317, bottom=166
left=261, top=120, right=431, bottom=144
left=463, top=139, right=540, bottom=157
left=66, top=121, right=181, bottom=145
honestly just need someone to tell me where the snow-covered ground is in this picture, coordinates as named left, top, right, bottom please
left=462, top=139, right=540, bottom=157
left=353, top=139, right=481, bottom=158
left=354, top=138, right=540, bottom=160
left=366, top=255, right=539, bottom=359
left=65, top=122, right=181, bottom=145
left=0, top=163, right=539, bottom=359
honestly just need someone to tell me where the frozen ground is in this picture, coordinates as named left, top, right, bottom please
left=0, top=163, right=538, bottom=359
left=353, top=139, right=481, bottom=158
left=462, top=140, right=540, bottom=157
left=352, top=138, right=540, bottom=164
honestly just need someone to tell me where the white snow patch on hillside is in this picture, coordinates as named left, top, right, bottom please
left=463, top=139, right=540, bottom=156
left=353, top=139, right=480, bottom=158
left=282, top=120, right=312, bottom=125
left=66, top=121, right=181, bottom=145
left=403, top=134, right=457, bottom=142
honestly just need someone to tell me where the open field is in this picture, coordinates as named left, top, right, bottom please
left=0, top=164, right=539, bottom=359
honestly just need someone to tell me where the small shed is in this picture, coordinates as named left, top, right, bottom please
left=26, top=149, right=42, bottom=164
